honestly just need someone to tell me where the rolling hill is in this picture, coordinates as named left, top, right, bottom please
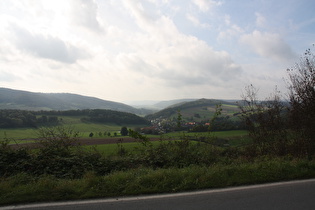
left=145, top=98, right=240, bottom=122
left=0, top=87, right=146, bottom=114
left=124, top=99, right=197, bottom=110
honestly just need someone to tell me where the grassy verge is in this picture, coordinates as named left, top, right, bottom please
left=1, top=157, right=315, bottom=206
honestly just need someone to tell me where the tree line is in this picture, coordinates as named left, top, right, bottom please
left=0, top=110, right=58, bottom=128
left=80, top=109, right=150, bottom=125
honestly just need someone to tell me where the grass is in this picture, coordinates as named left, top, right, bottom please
left=0, top=128, right=37, bottom=140
left=77, top=130, right=249, bottom=156
left=0, top=122, right=145, bottom=142
left=157, top=130, right=249, bottom=146
left=1, top=157, right=315, bottom=206
left=1, top=125, right=249, bottom=146
left=82, top=142, right=139, bottom=155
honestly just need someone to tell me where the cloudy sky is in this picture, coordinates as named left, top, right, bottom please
left=0, top=0, right=314, bottom=103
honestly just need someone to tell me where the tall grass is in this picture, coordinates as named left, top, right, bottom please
left=1, top=158, right=315, bottom=206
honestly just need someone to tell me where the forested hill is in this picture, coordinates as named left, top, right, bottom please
left=145, top=98, right=239, bottom=121
left=0, top=88, right=144, bottom=114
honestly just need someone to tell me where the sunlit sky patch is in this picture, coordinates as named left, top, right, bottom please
left=0, top=0, right=314, bottom=103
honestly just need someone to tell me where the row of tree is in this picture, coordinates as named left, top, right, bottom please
left=0, top=110, right=59, bottom=128
left=80, top=109, right=150, bottom=125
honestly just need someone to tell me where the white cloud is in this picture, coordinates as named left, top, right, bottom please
left=217, top=15, right=244, bottom=40
left=192, top=0, right=222, bottom=12
left=218, top=24, right=243, bottom=41
left=186, top=13, right=211, bottom=29
left=117, top=1, right=242, bottom=89
left=255, top=12, right=266, bottom=28
left=70, top=0, right=103, bottom=32
left=10, top=24, right=88, bottom=63
left=240, top=30, right=297, bottom=63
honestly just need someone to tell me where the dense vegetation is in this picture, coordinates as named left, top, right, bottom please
left=237, top=47, right=315, bottom=157
left=0, top=110, right=59, bottom=128
left=80, top=109, right=150, bottom=125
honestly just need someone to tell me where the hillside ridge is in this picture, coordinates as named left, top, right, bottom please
left=0, top=87, right=140, bottom=113
left=145, top=98, right=239, bottom=121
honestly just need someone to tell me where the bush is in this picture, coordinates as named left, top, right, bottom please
left=287, top=47, right=315, bottom=156
left=238, top=85, right=289, bottom=156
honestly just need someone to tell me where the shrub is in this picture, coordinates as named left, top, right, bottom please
left=287, top=47, right=315, bottom=157
left=238, top=85, right=289, bottom=156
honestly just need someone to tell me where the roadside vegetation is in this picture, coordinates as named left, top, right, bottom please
left=0, top=47, right=315, bottom=206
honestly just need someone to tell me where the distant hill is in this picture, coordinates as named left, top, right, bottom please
left=125, top=99, right=197, bottom=110
left=145, top=98, right=240, bottom=122
left=0, top=87, right=147, bottom=114
left=152, top=99, right=197, bottom=109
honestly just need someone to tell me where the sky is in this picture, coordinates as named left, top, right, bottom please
left=0, top=0, right=314, bottom=103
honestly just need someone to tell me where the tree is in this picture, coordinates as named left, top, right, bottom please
left=120, top=126, right=128, bottom=136
left=176, top=109, right=182, bottom=129
left=238, top=85, right=288, bottom=155
left=287, top=46, right=315, bottom=156
left=36, top=126, right=80, bottom=151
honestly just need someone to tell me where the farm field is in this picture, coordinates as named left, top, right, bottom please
left=2, top=122, right=249, bottom=147
left=0, top=121, right=145, bottom=143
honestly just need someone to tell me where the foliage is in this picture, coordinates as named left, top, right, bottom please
left=128, top=129, right=151, bottom=147
left=1, top=126, right=110, bottom=178
left=1, top=158, right=315, bottom=206
left=0, top=110, right=37, bottom=128
left=287, top=47, right=315, bottom=156
left=36, top=126, right=80, bottom=150
left=81, top=109, right=150, bottom=125
left=120, top=126, right=129, bottom=136
left=176, top=109, right=182, bottom=129
left=238, top=85, right=289, bottom=156
left=0, top=137, right=32, bottom=177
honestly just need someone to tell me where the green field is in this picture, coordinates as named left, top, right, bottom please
left=80, top=130, right=250, bottom=155
left=0, top=120, right=146, bottom=142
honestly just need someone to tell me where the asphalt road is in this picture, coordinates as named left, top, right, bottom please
left=3, top=179, right=315, bottom=210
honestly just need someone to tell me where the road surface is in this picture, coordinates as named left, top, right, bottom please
left=2, top=179, right=315, bottom=210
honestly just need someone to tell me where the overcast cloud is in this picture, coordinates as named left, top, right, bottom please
left=0, top=0, right=314, bottom=102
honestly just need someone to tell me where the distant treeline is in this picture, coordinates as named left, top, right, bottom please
left=79, top=109, right=150, bottom=125
left=0, top=109, right=150, bottom=128
left=0, top=110, right=58, bottom=128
